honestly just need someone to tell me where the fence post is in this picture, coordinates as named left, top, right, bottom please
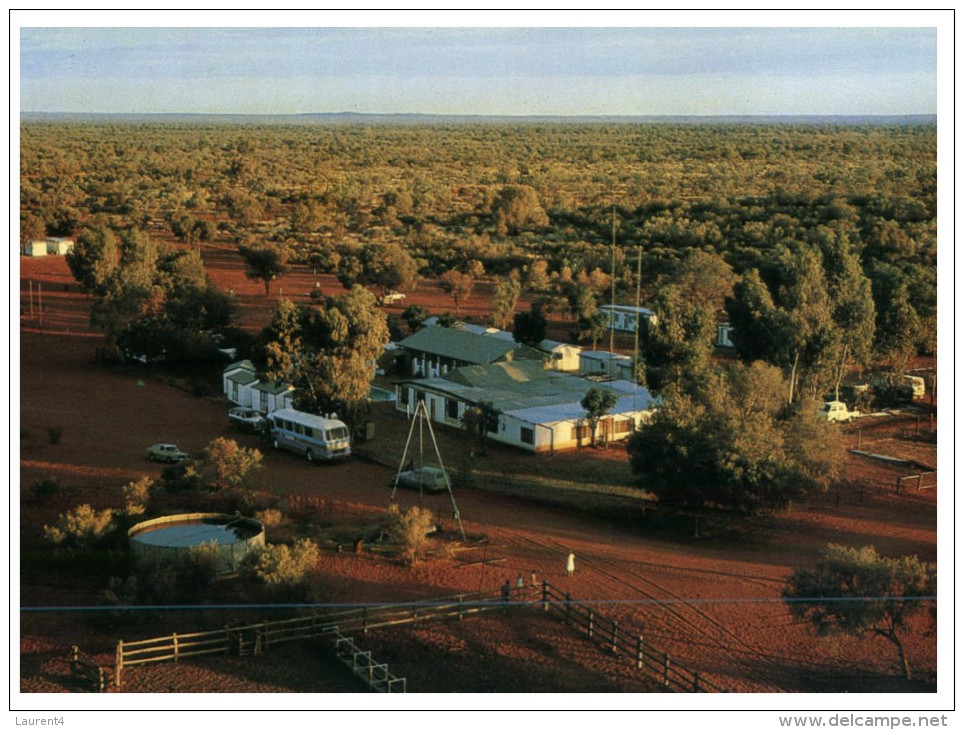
left=412, top=603, right=417, bottom=627
left=587, top=609, right=594, bottom=638
left=663, top=653, right=671, bottom=687
left=363, top=606, right=369, bottom=634
left=693, top=670, right=701, bottom=692
left=71, top=645, right=79, bottom=670
left=636, top=636, right=644, bottom=670
left=458, top=594, right=464, bottom=621
left=115, top=640, right=123, bottom=688
left=542, top=581, right=549, bottom=613
left=917, top=475, right=923, bottom=492
left=173, top=633, right=178, bottom=662
left=611, top=621, right=618, bottom=654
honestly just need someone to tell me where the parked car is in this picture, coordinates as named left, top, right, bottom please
left=391, top=465, right=449, bottom=493
left=146, top=443, right=189, bottom=462
left=229, top=407, right=266, bottom=432
left=819, top=401, right=859, bottom=424
left=380, top=291, right=406, bottom=305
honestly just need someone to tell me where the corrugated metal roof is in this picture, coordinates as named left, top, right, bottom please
left=399, top=362, right=656, bottom=424
left=398, top=326, right=519, bottom=364
left=253, top=381, right=293, bottom=395
left=226, top=370, right=258, bottom=385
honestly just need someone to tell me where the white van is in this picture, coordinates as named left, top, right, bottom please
left=267, top=408, right=351, bottom=463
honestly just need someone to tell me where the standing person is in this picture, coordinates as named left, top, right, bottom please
left=501, top=579, right=512, bottom=610
left=566, top=551, right=575, bottom=577
left=515, top=573, right=525, bottom=591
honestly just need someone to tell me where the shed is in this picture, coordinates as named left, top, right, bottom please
left=23, top=240, right=47, bottom=257
left=223, top=360, right=259, bottom=407
left=253, top=381, right=295, bottom=414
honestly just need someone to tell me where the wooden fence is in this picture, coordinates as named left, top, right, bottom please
left=114, top=587, right=506, bottom=687
left=539, top=582, right=726, bottom=693
left=897, top=471, right=937, bottom=493
left=110, top=582, right=724, bottom=692
left=70, top=645, right=109, bottom=692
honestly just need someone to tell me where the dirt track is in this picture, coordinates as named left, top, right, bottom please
left=18, top=253, right=938, bottom=694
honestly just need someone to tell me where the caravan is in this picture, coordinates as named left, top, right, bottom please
left=267, top=408, right=351, bottom=463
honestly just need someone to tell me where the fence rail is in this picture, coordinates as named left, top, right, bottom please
left=110, top=582, right=724, bottom=692
left=70, top=645, right=108, bottom=692
left=114, top=587, right=505, bottom=687
left=540, top=583, right=725, bottom=693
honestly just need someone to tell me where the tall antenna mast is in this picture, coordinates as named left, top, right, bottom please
left=609, top=204, right=616, bottom=380
left=634, top=245, right=642, bottom=392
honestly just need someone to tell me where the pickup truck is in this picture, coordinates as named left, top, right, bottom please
left=820, top=400, right=859, bottom=423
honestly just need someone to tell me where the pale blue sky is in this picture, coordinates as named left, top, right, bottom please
left=19, top=25, right=937, bottom=116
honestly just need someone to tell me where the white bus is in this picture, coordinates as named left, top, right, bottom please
left=266, top=408, right=351, bottom=463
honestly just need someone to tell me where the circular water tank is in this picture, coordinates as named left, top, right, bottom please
left=128, top=513, right=265, bottom=574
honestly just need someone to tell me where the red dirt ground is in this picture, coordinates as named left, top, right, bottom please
left=17, top=251, right=939, bottom=698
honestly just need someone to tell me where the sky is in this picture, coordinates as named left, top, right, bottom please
left=14, top=10, right=942, bottom=117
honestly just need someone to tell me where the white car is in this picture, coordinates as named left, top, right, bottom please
left=380, top=291, right=406, bottom=305
left=820, top=401, right=859, bottom=423
left=146, top=443, right=189, bottom=462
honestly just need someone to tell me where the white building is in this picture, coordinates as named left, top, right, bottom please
left=395, top=360, right=657, bottom=453
left=578, top=350, right=635, bottom=380
left=598, top=304, right=656, bottom=333
left=223, top=360, right=259, bottom=408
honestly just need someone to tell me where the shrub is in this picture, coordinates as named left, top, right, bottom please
left=192, top=437, right=263, bottom=490
left=121, top=476, right=154, bottom=516
left=30, top=476, right=61, bottom=500
left=254, top=509, right=284, bottom=528
left=384, top=504, right=436, bottom=565
left=47, top=426, right=63, bottom=445
left=244, top=538, right=320, bottom=588
left=43, top=504, right=116, bottom=549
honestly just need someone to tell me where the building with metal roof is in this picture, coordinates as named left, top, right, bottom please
left=395, top=360, right=656, bottom=453
left=397, top=325, right=541, bottom=378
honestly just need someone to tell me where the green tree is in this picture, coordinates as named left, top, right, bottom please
left=65, top=225, right=119, bottom=295
left=492, top=184, right=549, bottom=236
left=239, top=244, right=288, bottom=296
left=572, top=311, right=609, bottom=350
left=188, top=437, right=263, bottom=491
left=461, top=401, right=501, bottom=456
left=580, top=387, right=618, bottom=447
left=627, top=361, right=844, bottom=512
left=263, top=287, right=389, bottom=421
left=643, top=284, right=715, bottom=395
left=402, top=303, right=429, bottom=334
left=438, top=269, right=474, bottom=317
left=819, top=232, right=877, bottom=399
left=512, top=304, right=547, bottom=347
left=784, top=544, right=936, bottom=680
left=491, top=274, right=522, bottom=330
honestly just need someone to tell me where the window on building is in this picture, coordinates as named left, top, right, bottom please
left=260, top=393, right=268, bottom=412
left=520, top=427, right=534, bottom=445
left=399, top=387, right=410, bottom=406
left=231, top=381, right=239, bottom=400
left=446, top=398, right=459, bottom=419
left=570, top=424, right=591, bottom=441
left=614, top=418, right=634, bottom=434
